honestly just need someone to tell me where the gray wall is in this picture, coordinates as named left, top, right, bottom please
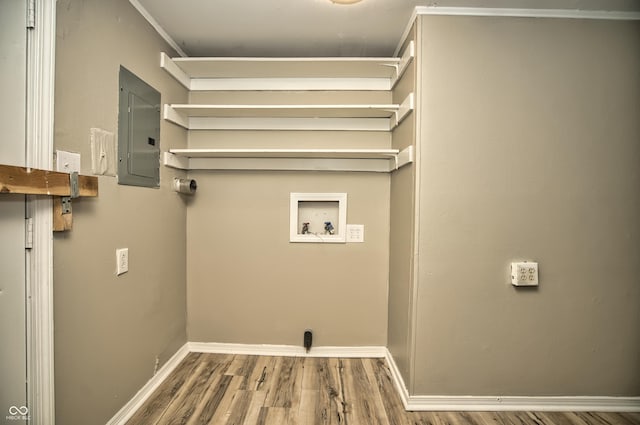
left=187, top=171, right=390, bottom=346
left=54, top=0, right=188, bottom=423
left=413, top=15, right=640, bottom=396
left=185, top=72, right=392, bottom=349
left=187, top=68, right=391, bottom=346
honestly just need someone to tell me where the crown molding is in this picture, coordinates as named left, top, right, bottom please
left=413, top=6, right=640, bottom=20
left=395, top=6, right=640, bottom=56
left=128, top=0, right=187, bottom=57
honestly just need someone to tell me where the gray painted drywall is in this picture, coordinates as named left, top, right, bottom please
left=54, top=0, right=188, bottom=422
left=413, top=15, right=640, bottom=396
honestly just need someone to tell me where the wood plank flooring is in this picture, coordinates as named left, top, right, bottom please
left=126, top=353, right=640, bottom=425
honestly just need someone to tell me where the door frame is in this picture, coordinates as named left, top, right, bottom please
left=26, top=0, right=56, bottom=423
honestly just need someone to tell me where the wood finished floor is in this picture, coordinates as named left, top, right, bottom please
left=126, top=353, right=640, bottom=425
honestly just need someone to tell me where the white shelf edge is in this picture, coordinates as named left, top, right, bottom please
left=168, top=148, right=400, bottom=159
left=190, top=77, right=391, bottom=91
left=187, top=117, right=392, bottom=132
left=163, top=102, right=406, bottom=132
left=167, top=103, right=400, bottom=115
left=168, top=156, right=393, bottom=172
left=169, top=56, right=402, bottom=73
left=160, top=53, right=409, bottom=91
left=163, top=146, right=414, bottom=173
left=171, top=56, right=403, bottom=64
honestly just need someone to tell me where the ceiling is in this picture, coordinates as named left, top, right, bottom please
left=133, top=0, right=640, bottom=58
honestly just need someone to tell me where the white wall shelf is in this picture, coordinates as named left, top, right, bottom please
left=159, top=41, right=415, bottom=173
left=164, top=94, right=414, bottom=131
left=163, top=93, right=414, bottom=131
left=160, top=41, right=414, bottom=91
left=163, top=146, right=414, bottom=173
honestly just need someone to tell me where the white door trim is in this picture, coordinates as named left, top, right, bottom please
left=26, top=0, right=56, bottom=423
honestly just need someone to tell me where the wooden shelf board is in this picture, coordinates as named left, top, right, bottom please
left=0, top=164, right=98, bottom=197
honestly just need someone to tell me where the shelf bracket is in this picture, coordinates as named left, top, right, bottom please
left=60, top=197, right=72, bottom=214
left=391, top=40, right=415, bottom=89
left=391, top=93, right=415, bottom=129
left=387, top=145, right=415, bottom=172
left=59, top=171, right=79, bottom=218
left=392, top=145, right=414, bottom=171
left=69, top=171, right=79, bottom=198
left=160, top=52, right=191, bottom=89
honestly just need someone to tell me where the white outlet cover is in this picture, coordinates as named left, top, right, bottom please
left=56, top=150, right=81, bottom=173
left=511, top=262, right=538, bottom=286
left=116, top=248, right=129, bottom=276
left=346, top=224, right=364, bottom=243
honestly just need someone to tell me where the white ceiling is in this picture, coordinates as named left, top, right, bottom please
left=133, top=0, right=640, bottom=58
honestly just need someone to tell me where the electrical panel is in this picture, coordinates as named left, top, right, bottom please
left=118, top=66, right=160, bottom=187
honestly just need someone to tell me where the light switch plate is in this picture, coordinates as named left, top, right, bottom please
left=56, top=150, right=81, bottom=173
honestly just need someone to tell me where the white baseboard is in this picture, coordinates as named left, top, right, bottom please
left=404, top=395, right=640, bottom=412
left=188, top=341, right=387, bottom=358
left=384, top=349, right=640, bottom=412
left=106, top=343, right=191, bottom=425
left=384, top=348, right=411, bottom=407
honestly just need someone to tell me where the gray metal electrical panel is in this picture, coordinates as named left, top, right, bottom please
left=118, top=66, right=160, bottom=187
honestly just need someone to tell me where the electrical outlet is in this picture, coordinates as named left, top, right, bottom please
left=346, top=224, right=365, bottom=243
left=116, top=248, right=129, bottom=275
left=511, top=262, right=538, bottom=286
left=56, top=150, right=81, bottom=173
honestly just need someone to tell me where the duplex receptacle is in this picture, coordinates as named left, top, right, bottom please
left=511, top=261, right=538, bottom=286
left=116, top=248, right=129, bottom=275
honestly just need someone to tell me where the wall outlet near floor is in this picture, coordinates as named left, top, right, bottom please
left=116, top=248, right=129, bottom=275
left=511, top=261, right=538, bottom=286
